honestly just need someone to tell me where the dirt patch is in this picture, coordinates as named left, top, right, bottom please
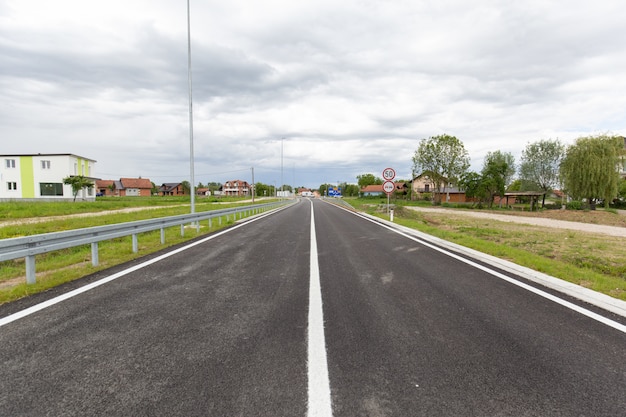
left=406, top=207, right=626, bottom=237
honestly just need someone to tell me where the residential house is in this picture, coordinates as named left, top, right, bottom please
left=298, top=188, right=314, bottom=197
left=196, top=188, right=211, bottom=196
left=96, top=178, right=153, bottom=196
left=0, top=153, right=97, bottom=201
left=361, top=182, right=408, bottom=197
left=159, top=183, right=186, bottom=196
left=360, top=184, right=384, bottom=197
left=118, top=178, right=152, bottom=196
left=412, top=173, right=471, bottom=203
left=223, top=180, right=251, bottom=196
left=96, top=179, right=118, bottom=196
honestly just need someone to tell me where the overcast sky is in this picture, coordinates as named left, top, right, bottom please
left=2, top=0, right=625, bottom=188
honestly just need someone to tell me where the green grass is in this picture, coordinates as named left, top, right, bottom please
left=2, top=197, right=625, bottom=304
left=0, top=196, right=254, bottom=219
left=0, top=199, right=266, bottom=304
left=347, top=198, right=626, bottom=301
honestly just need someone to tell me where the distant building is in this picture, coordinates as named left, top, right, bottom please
left=159, top=183, right=186, bottom=196
left=223, top=180, right=251, bottom=196
left=360, top=184, right=384, bottom=197
left=0, top=153, right=97, bottom=201
left=96, top=178, right=153, bottom=197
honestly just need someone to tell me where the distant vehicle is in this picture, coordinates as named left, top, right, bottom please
left=301, top=191, right=314, bottom=198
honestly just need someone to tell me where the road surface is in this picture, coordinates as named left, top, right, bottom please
left=1, top=199, right=624, bottom=416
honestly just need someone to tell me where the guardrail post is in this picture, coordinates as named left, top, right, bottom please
left=160, top=228, right=165, bottom=244
left=181, top=224, right=185, bottom=237
left=91, top=242, right=99, bottom=266
left=219, top=216, right=222, bottom=226
left=209, top=218, right=212, bottom=229
left=25, top=255, right=36, bottom=284
left=132, top=234, right=138, bottom=253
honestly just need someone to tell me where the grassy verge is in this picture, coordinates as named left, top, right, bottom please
left=0, top=199, right=268, bottom=304
left=347, top=198, right=626, bottom=301
left=2, top=197, right=625, bottom=304
left=0, top=196, right=255, bottom=220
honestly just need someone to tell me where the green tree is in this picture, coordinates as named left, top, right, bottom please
left=207, top=182, right=222, bottom=194
left=481, top=150, right=515, bottom=208
left=412, top=134, right=470, bottom=203
left=618, top=179, right=626, bottom=201
left=519, top=139, right=565, bottom=207
left=356, top=173, right=382, bottom=188
left=255, top=182, right=269, bottom=197
left=62, top=175, right=94, bottom=202
left=343, top=183, right=360, bottom=197
left=181, top=181, right=191, bottom=195
left=560, top=135, right=623, bottom=208
left=459, top=171, right=487, bottom=206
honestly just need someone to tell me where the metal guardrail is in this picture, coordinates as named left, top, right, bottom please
left=0, top=201, right=292, bottom=284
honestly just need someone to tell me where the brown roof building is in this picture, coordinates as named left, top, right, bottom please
left=96, top=177, right=153, bottom=197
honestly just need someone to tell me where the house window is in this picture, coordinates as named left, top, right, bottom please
left=41, top=160, right=51, bottom=169
left=5, top=159, right=16, bottom=168
left=7, top=182, right=17, bottom=191
left=40, top=183, right=64, bottom=196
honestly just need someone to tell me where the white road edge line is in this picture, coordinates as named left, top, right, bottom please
left=307, top=200, right=333, bottom=417
left=0, top=206, right=289, bottom=328
left=325, top=202, right=626, bottom=335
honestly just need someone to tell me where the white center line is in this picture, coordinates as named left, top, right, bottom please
left=307, top=201, right=333, bottom=417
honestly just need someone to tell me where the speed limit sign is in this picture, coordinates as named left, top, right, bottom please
left=382, top=168, right=396, bottom=181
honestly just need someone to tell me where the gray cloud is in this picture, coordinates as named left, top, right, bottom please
left=1, top=0, right=625, bottom=187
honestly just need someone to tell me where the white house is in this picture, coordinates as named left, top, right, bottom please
left=0, top=154, right=97, bottom=201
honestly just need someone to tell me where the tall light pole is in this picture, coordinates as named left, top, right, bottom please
left=280, top=137, right=284, bottom=199
left=187, top=0, right=196, bottom=214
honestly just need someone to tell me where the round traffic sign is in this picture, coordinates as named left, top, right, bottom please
left=382, top=168, right=396, bottom=181
left=383, top=180, right=395, bottom=194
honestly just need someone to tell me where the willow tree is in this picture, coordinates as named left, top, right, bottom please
left=412, top=134, right=470, bottom=203
left=559, top=135, right=623, bottom=208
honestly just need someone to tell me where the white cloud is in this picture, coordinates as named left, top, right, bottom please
left=1, top=0, right=625, bottom=188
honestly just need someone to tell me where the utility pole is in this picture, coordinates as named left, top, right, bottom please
left=281, top=138, right=284, bottom=199
left=251, top=166, right=255, bottom=203
left=187, top=0, right=195, bottom=215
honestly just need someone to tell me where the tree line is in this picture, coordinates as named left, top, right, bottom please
left=411, top=134, right=626, bottom=209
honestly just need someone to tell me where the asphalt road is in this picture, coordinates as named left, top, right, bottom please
left=1, top=198, right=624, bottom=416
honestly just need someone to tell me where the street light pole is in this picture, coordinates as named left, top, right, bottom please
left=187, top=0, right=195, bottom=215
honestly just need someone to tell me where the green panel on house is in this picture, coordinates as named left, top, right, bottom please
left=20, top=156, right=35, bottom=198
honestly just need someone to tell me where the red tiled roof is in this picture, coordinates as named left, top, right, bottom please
left=120, top=178, right=152, bottom=189
left=96, top=180, right=115, bottom=188
left=361, top=185, right=384, bottom=192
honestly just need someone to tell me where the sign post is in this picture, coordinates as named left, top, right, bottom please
left=382, top=168, right=396, bottom=219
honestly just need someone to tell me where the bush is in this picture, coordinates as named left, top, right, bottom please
left=611, top=199, right=626, bottom=209
left=543, top=203, right=563, bottom=210
left=566, top=201, right=583, bottom=210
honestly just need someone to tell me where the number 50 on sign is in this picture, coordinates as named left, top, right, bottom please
left=382, top=168, right=396, bottom=181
